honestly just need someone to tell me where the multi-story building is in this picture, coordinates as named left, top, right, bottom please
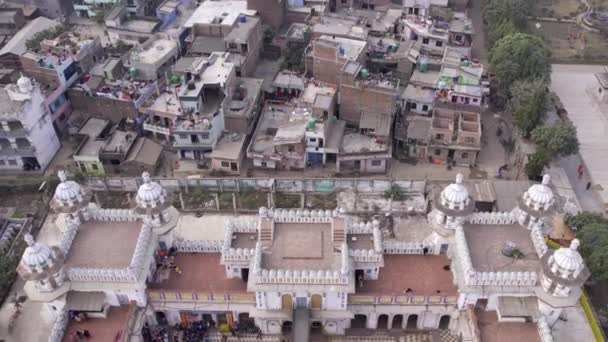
left=72, top=117, right=163, bottom=176
left=308, top=35, right=367, bottom=85
left=125, top=34, right=179, bottom=81
left=0, top=8, right=25, bottom=36
left=5, top=0, right=73, bottom=19
left=428, top=102, right=481, bottom=165
left=74, top=0, right=157, bottom=18
left=14, top=172, right=592, bottom=342
left=0, top=76, right=60, bottom=173
left=0, top=17, right=60, bottom=70
left=185, top=1, right=262, bottom=77
left=247, top=0, right=286, bottom=29
left=104, top=5, right=161, bottom=45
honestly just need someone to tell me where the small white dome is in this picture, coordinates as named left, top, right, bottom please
left=136, top=172, right=167, bottom=208
left=523, top=174, right=555, bottom=210
left=53, top=170, right=84, bottom=205
left=259, top=207, right=268, bottom=216
left=17, top=75, right=33, bottom=93
left=552, top=239, right=584, bottom=276
left=441, top=173, right=469, bottom=205
left=20, top=234, right=54, bottom=272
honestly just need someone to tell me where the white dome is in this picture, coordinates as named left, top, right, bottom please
left=53, top=170, right=84, bottom=205
left=552, top=239, right=584, bottom=276
left=523, top=174, right=555, bottom=210
left=17, top=75, right=33, bottom=93
left=136, top=172, right=167, bottom=208
left=441, top=173, right=469, bottom=205
left=20, top=234, right=54, bottom=272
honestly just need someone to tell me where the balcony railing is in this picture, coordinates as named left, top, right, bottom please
left=348, top=295, right=458, bottom=306
left=143, top=122, right=171, bottom=135
left=0, top=128, right=28, bottom=138
left=0, top=145, right=36, bottom=156
left=148, top=290, right=255, bottom=303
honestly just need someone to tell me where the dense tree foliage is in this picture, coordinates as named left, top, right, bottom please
left=531, top=122, right=579, bottom=158
left=525, top=148, right=551, bottom=179
left=490, top=33, right=551, bottom=96
left=509, top=78, right=548, bottom=137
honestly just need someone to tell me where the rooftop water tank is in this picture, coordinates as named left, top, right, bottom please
left=239, top=15, right=246, bottom=23
left=360, top=68, right=369, bottom=79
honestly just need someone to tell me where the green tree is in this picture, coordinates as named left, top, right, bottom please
left=490, top=33, right=551, bottom=96
left=483, top=0, right=531, bottom=30
left=531, top=122, right=579, bottom=158
left=509, top=78, right=548, bottom=137
left=577, top=223, right=608, bottom=281
left=565, top=212, right=608, bottom=231
left=487, top=18, right=518, bottom=49
left=525, top=148, right=551, bottom=179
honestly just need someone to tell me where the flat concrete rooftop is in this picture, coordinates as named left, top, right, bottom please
left=232, top=232, right=257, bottom=249
left=149, top=253, right=248, bottom=293
left=476, top=310, right=540, bottom=342
left=358, top=255, right=457, bottom=296
left=65, top=221, right=141, bottom=269
left=263, top=223, right=338, bottom=270
left=463, top=224, right=540, bottom=272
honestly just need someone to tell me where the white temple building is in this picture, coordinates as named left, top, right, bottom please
left=14, top=172, right=595, bottom=341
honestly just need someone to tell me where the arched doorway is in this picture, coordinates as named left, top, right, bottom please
left=392, top=314, right=403, bottom=329
left=281, top=294, right=293, bottom=310
left=406, top=314, right=418, bottom=330
left=351, top=314, right=366, bottom=329
left=310, top=294, right=322, bottom=310
left=377, top=314, right=389, bottom=329
left=439, top=315, right=450, bottom=329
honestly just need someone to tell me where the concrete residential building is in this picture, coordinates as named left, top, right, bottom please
left=184, top=1, right=262, bottom=77
left=0, top=76, right=60, bottom=173
left=72, top=117, right=163, bottom=176
left=125, top=34, right=179, bottom=81
left=0, top=17, right=60, bottom=69
left=11, top=170, right=597, bottom=342
left=0, top=8, right=25, bottom=36
left=247, top=0, right=285, bottom=29
left=172, top=52, right=236, bottom=160
left=428, top=102, right=481, bottom=166
left=6, top=0, right=73, bottom=18
left=104, top=5, right=161, bottom=45
left=309, top=35, right=367, bottom=85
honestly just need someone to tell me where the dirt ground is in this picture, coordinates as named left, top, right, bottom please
left=533, top=0, right=584, bottom=19
left=533, top=20, right=608, bottom=62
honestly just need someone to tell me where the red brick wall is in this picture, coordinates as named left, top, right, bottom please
left=339, top=83, right=397, bottom=126
left=248, top=0, right=285, bottom=29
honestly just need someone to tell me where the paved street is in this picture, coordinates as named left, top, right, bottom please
left=469, top=0, right=488, bottom=64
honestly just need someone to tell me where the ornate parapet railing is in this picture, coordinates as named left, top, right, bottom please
left=48, top=309, right=69, bottom=342
left=537, top=316, right=554, bottom=342
left=266, top=208, right=335, bottom=224
left=382, top=240, right=434, bottom=254
left=148, top=290, right=255, bottom=303
left=455, top=227, right=538, bottom=287
left=467, top=212, right=516, bottom=225
left=531, top=226, right=548, bottom=257
left=256, top=269, right=348, bottom=285
left=223, top=247, right=256, bottom=262
left=346, top=220, right=374, bottom=234
left=348, top=295, right=458, bottom=306
left=350, top=249, right=382, bottom=263
left=227, top=219, right=258, bottom=233
left=90, top=208, right=138, bottom=222
left=175, top=239, right=223, bottom=253
left=129, top=223, right=152, bottom=278
left=67, top=267, right=138, bottom=282
left=59, top=221, right=79, bottom=254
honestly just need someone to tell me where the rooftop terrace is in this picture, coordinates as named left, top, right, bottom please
left=358, top=255, right=457, bottom=296
left=65, top=221, right=142, bottom=269
left=262, top=223, right=338, bottom=270
left=149, top=253, right=248, bottom=293
left=463, top=224, right=540, bottom=273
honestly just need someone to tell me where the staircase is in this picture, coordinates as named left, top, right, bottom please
left=293, top=308, right=310, bottom=342
left=332, top=219, right=346, bottom=244
left=259, top=219, right=274, bottom=243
